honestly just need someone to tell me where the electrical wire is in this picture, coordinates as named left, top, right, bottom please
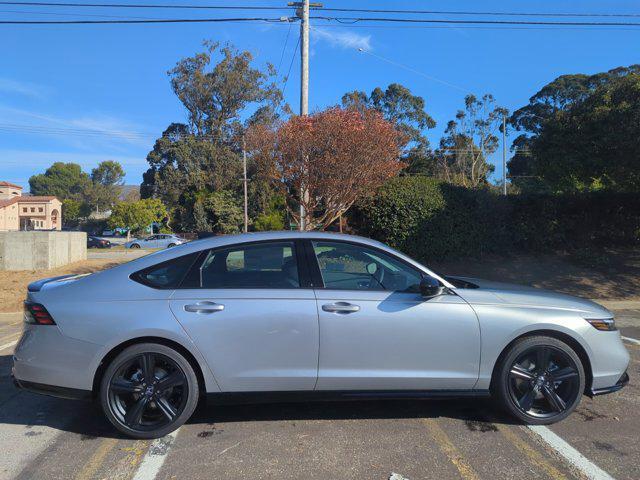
left=0, top=16, right=284, bottom=24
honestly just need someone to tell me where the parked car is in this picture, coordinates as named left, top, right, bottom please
left=12, top=232, right=629, bottom=439
left=124, top=234, right=185, bottom=249
left=87, top=236, right=112, bottom=249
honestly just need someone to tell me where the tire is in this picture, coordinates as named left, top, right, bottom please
left=493, top=335, right=585, bottom=425
left=167, top=243, right=176, bottom=248
left=130, top=243, right=140, bottom=249
left=100, top=343, right=200, bottom=439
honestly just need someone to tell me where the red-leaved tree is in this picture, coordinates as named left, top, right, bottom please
left=247, top=107, right=406, bottom=230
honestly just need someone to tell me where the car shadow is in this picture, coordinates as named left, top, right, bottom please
left=2, top=354, right=519, bottom=439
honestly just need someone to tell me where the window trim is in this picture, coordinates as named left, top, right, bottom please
left=303, top=238, right=425, bottom=293
left=178, top=239, right=311, bottom=290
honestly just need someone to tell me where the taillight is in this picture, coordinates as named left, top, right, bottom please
left=24, top=302, right=56, bottom=325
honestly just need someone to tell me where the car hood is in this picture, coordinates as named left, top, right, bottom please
left=448, top=276, right=613, bottom=318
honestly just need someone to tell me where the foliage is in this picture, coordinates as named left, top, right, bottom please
left=247, top=106, right=406, bottom=230
left=253, top=194, right=286, bottom=231
left=434, top=94, right=507, bottom=188
left=29, top=162, right=91, bottom=201
left=108, top=198, right=168, bottom=235
left=200, top=190, right=244, bottom=234
left=142, top=41, right=286, bottom=231
left=508, top=65, right=640, bottom=193
left=61, top=198, right=82, bottom=226
left=354, top=176, right=640, bottom=262
left=342, top=83, right=436, bottom=174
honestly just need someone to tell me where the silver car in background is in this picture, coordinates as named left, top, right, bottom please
left=12, top=232, right=629, bottom=439
left=124, top=233, right=185, bottom=249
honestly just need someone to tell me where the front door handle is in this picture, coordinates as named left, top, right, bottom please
left=184, top=301, right=225, bottom=314
left=322, top=302, right=360, bottom=314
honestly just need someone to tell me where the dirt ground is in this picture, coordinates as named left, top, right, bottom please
left=1, top=247, right=639, bottom=313
left=0, top=258, right=125, bottom=313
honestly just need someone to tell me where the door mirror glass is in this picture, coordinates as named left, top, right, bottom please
left=420, top=276, right=444, bottom=298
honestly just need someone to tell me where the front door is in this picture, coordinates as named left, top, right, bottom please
left=309, top=240, right=481, bottom=391
left=170, top=240, right=319, bottom=392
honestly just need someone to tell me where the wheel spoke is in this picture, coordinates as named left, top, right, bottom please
left=518, top=387, right=536, bottom=411
left=110, top=378, right=142, bottom=394
left=510, top=365, right=535, bottom=381
left=156, top=396, right=178, bottom=421
left=552, top=366, right=578, bottom=382
left=125, top=396, right=149, bottom=427
left=157, top=370, right=185, bottom=391
left=536, top=347, right=551, bottom=373
left=140, top=353, right=156, bottom=383
left=542, top=385, right=567, bottom=412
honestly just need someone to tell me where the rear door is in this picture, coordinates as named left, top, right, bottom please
left=308, top=240, right=480, bottom=391
left=169, top=240, right=319, bottom=392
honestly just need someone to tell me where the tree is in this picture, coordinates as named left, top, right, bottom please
left=61, top=198, right=82, bottom=226
left=247, top=107, right=407, bottom=230
left=85, top=160, right=126, bottom=212
left=508, top=65, right=640, bottom=192
left=142, top=41, right=286, bottom=231
left=29, top=162, right=91, bottom=201
left=202, top=190, right=244, bottom=234
left=342, top=83, right=436, bottom=174
left=108, top=198, right=168, bottom=236
left=434, top=94, right=507, bottom=188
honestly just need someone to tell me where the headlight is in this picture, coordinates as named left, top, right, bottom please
left=585, top=318, right=616, bottom=331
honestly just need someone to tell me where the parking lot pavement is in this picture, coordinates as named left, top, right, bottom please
left=0, top=309, right=638, bottom=480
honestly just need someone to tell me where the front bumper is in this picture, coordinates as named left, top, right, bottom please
left=589, top=371, right=629, bottom=397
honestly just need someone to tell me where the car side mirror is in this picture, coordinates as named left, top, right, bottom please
left=420, top=276, right=445, bottom=298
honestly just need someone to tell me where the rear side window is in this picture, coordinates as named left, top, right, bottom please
left=132, top=252, right=199, bottom=289
left=198, top=242, right=300, bottom=289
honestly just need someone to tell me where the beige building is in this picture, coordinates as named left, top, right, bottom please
left=0, top=181, right=62, bottom=231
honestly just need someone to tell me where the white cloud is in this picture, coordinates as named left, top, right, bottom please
left=0, top=78, right=48, bottom=98
left=313, top=27, right=372, bottom=51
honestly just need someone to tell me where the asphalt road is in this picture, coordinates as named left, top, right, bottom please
left=0, top=309, right=638, bottom=480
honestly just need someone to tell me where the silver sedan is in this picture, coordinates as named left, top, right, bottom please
left=12, top=232, right=629, bottom=439
left=124, top=234, right=185, bottom=249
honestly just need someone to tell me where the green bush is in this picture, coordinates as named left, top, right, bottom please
left=353, top=176, right=640, bottom=262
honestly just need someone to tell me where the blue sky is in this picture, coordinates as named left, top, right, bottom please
left=1, top=0, right=639, bottom=190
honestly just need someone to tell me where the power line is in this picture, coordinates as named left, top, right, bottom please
left=312, top=16, right=640, bottom=27
left=2, top=2, right=639, bottom=19
left=0, top=16, right=284, bottom=24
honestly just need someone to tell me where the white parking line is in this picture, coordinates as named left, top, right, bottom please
left=621, top=336, right=640, bottom=346
left=131, top=428, right=180, bottom=480
left=528, top=425, right=615, bottom=480
left=0, top=339, right=18, bottom=352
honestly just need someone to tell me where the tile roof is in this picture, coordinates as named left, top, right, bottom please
left=0, top=181, right=23, bottom=189
left=18, top=196, right=58, bottom=202
left=0, top=198, right=19, bottom=209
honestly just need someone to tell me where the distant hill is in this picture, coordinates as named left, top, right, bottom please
left=118, top=185, right=140, bottom=201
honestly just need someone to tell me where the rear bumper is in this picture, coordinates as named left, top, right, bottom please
left=589, top=371, right=629, bottom=397
left=12, top=375, right=92, bottom=400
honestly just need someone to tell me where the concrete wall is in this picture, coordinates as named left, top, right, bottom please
left=0, top=231, right=86, bottom=270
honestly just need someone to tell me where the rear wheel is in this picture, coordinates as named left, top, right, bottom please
left=130, top=243, right=140, bottom=249
left=493, top=336, right=585, bottom=425
left=167, top=243, right=176, bottom=248
left=100, top=343, right=199, bottom=439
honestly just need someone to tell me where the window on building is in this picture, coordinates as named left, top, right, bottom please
left=30, top=207, right=35, bottom=213
left=38, top=207, right=43, bottom=213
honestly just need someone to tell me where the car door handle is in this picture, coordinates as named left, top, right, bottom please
left=184, top=301, right=224, bottom=314
left=322, top=302, right=360, bottom=314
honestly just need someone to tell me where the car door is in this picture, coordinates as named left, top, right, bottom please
left=308, top=240, right=481, bottom=391
left=169, top=240, right=319, bottom=392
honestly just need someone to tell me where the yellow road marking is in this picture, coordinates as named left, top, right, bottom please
left=74, top=437, right=119, bottom=480
left=498, top=425, right=569, bottom=480
left=423, top=419, right=480, bottom=480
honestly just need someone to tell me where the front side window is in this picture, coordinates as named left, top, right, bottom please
left=199, top=242, right=299, bottom=289
left=312, top=241, right=422, bottom=292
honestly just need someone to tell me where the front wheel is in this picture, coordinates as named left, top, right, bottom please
left=493, top=336, right=585, bottom=425
left=100, top=343, right=200, bottom=439
left=130, top=243, right=140, bottom=249
left=167, top=243, right=176, bottom=248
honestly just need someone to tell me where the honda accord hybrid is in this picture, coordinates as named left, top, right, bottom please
left=12, top=232, right=629, bottom=438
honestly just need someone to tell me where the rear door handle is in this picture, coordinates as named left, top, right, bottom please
left=184, top=301, right=225, bottom=314
left=322, top=302, right=360, bottom=314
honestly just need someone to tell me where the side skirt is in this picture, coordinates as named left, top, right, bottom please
left=206, top=389, right=491, bottom=406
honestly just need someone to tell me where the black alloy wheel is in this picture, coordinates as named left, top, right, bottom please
left=494, top=336, right=585, bottom=425
left=100, top=343, right=199, bottom=439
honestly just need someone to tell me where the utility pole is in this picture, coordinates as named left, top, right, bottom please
left=242, top=135, right=248, bottom=233
left=502, top=114, right=507, bottom=196
left=290, top=0, right=321, bottom=231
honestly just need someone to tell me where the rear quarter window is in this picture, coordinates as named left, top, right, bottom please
left=131, top=252, right=200, bottom=289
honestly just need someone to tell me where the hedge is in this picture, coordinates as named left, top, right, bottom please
left=352, top=176, right=640, bottom=262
